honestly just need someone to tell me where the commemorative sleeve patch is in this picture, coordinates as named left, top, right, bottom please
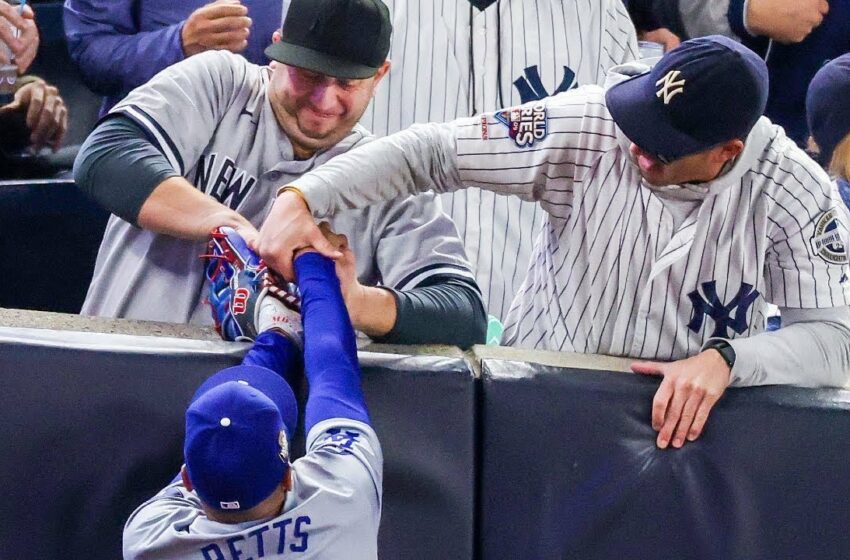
left=494, top=104, right=548, bottom=147
left=810, top=208, right=849, bottom=265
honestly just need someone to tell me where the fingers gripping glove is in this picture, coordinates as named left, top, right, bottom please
left=204, top=227, right=303, bottom=346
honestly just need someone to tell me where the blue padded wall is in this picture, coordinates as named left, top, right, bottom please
left=479, top=359, right=850, bottom=560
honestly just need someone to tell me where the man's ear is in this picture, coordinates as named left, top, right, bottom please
left=272, top=30, right=282, bottom=44
left=717, top=139, right=744, bottom=163
left=181, top=464, right=193, bottom=491
left=372, top=59, right=391, bottom=86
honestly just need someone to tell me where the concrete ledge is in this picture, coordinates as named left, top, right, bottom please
left=0, top=308, right=638, bottom=371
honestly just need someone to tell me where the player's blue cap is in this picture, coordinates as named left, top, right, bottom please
left=606, top=35, right=768, bottom=163
left=184, top=365, right=298, bottom=512
left=807, top=54, right=850, bottom=167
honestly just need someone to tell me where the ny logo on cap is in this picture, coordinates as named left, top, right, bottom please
left=656, top=70, right=686, bottom=104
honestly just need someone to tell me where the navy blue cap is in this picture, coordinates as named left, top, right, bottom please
left=807, top=54, right=850, bottom=167
left=184, top=365, right=298, bottom=512
left=606, top=35, right=769, bottom=163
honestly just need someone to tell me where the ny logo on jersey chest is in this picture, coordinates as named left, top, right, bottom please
left=514, top=65, right=578, bottom=104
left=687, top=281, right=760, bottom=338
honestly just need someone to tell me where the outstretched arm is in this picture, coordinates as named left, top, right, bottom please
left=296, top=252, right=370, bottom=432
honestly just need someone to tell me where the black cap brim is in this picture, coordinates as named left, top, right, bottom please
left=606, top=72, right=708, bottom=162
left=265, top=42, right=381, bottom=80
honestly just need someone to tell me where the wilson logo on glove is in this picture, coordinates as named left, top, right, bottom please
left=232, top=288, right=250, bottom=314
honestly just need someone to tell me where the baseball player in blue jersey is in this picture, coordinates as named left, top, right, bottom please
left=257, top=36, right=850, bottom=450
left=123, top=228, right=381, bottom=560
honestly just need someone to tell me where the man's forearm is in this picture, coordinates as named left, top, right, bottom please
left=294, top=123, right=462, bottom=218
left=724, top=306, right=850, bottom=388
left=137, top=177, right=254, bottom=240
left=297, top=253, right=370, bottom=431
left=346, top=285, right=397, bottom=338
left=74, top=115, right=251, bottom=240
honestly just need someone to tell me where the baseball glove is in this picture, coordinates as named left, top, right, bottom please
left=203, top=227, right=303, bottom=346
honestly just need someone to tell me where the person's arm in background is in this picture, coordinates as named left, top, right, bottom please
left=63, top=0, right=250, bottom=98
left=622, top=0, right=683, bottom=51
left=0, top=2, right=38, bottom=74
left=0, top=77, right=68, bottom=152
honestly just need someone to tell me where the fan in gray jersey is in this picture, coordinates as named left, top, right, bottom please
left=73, top=0, right=486, bottom=348
left=258, top=36, right=850, bottom=450
left=352, top=0, right=640, bottom=320
left=124, top=250, right=381, bottom=560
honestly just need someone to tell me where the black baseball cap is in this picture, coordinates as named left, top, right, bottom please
left=606, top=35, right=768, bottom=163
left=265, top=0, right=392, bottom=80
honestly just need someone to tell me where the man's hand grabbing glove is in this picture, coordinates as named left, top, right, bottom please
left=204, top=226, right=303, bottom=346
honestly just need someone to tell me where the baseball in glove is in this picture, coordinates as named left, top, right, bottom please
left=203, top=226, right=303, bottom=346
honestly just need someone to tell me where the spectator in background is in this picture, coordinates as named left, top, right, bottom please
left=1, top=1, right=69, bottom=178
left=64, top=0, right=282, bottom=115
left=622, top=0, right=681, bottom=52
left=807, top=53, right=850, bottom=210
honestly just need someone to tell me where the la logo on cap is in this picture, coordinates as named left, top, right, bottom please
left=656, top=70, right=686, bottom=104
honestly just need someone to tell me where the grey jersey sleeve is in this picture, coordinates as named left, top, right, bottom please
left=109, top=50, right=250, bottom=176
left=720, top=305, right=850, bottom=388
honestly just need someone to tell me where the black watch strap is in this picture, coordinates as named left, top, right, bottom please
left=705, top=339, right=736, bottom=369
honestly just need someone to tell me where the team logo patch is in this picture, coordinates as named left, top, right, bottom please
left=494, top=104, right=547, bottom=148
left=656, top=70, right=686, bottom=104
left=688, top=281, right=760, bottom=338
left=809, top=208, right=848, bottom=265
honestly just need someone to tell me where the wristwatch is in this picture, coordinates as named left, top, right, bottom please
left=705, top=339, right=736, bottom=369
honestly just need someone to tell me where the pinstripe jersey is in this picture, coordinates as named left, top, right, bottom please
left=292, top=84, right=850, bottom=360
left=355, top=0, right=639, bottom=320
left=81, top=51, right=475, bottom=326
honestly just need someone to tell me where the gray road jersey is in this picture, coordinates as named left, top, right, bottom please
left=123, top=420, right=382, bottom=560
left=82, top=51, right=474, bottom=325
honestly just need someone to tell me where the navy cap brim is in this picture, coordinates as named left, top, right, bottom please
left=605, top=71, right=709, bottom=162
left=265, top=42, right=381, bottom=80
left=191, top=365, right=298, bottom=441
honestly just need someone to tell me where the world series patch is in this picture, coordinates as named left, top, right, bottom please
left=494, top=104, right=547, bottom=147
left=810, top=208, right=848, bottom=265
